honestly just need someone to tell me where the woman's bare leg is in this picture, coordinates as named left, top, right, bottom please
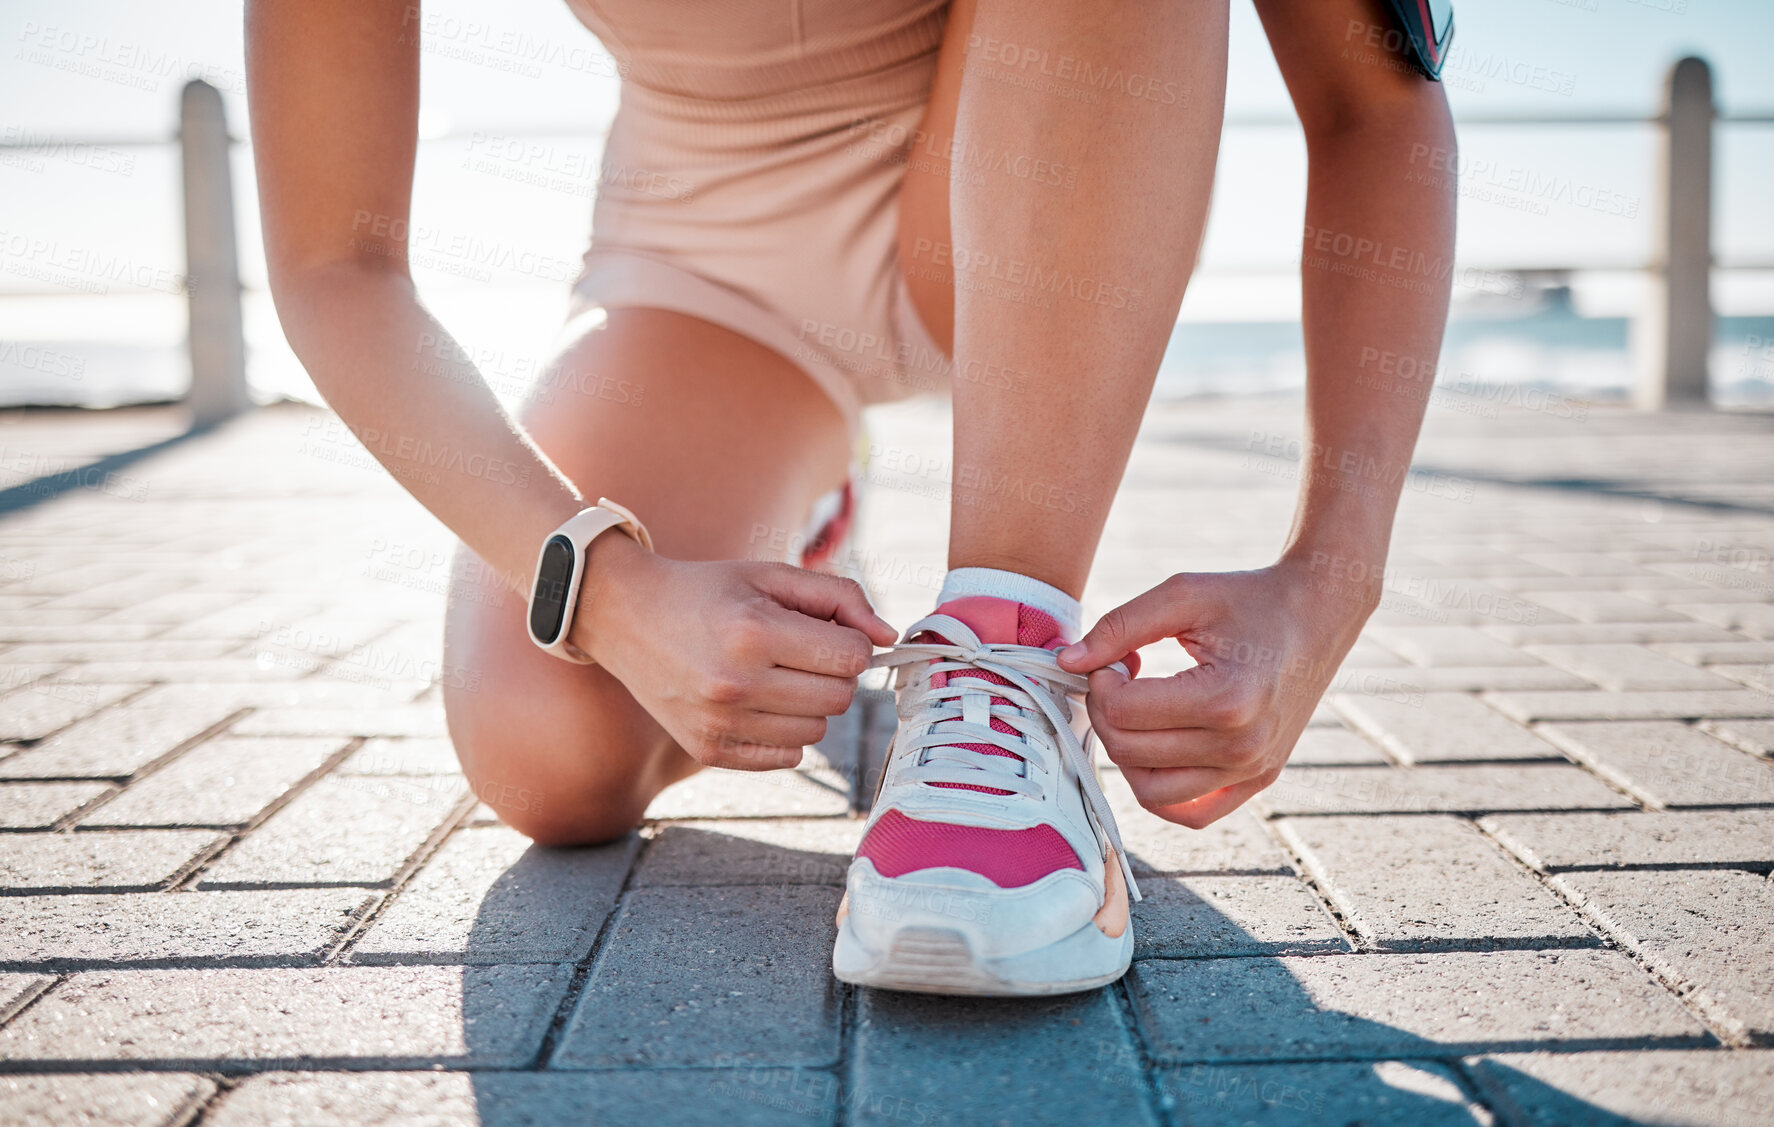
left=443, top=309, right=851, bottom=845
left=901, top=0, right=1230, bottom=598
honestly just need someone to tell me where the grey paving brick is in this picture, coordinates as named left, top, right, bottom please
left=1550, top=869, right=1774, bottom=1044
left=1675, top=602, right=1774, bottom=639
left=0, top=681, right=143, bottom=742
left=199, top=773, right=466, bottom=888
left=350, top=826, right=635, bottom=964
left=0, top=624, right=163, bottom=644
left=208, top=1070, right=841, bottom=1127
left=0, top=1072, right=216, bottom=1127
left=1252, top=764, right=1635, bottom=817
left=1367, top=625, right=1543, bottom=667
left=0, top=965, right=570, bottom=1068
left=1127, top=950, right=1707, bottom=1063
left=1105, top=769, right=1293, bottom=874
left=553, top=885, right=840, bottom=1068
left=1483, top=689, right=1774, bottom=723
left=1134, top=875, right=1348, bottom=957
left=0, top=639, right=241, bottom=663
left=1160, top=1060, right=1488, bottom=1126
left=229, top=706, right=447, bottom=739
left=1276, top=815, right=1593, bottom=949
left=1715, top=663, right=1774, bottom=694
left=1703, top=717, right=1774, bottom=758
left=1465, top=1049, right=1774, bottom=1127
left=1482, top=809, right=1774, bottom=873
left=1343, top=638, right=1407, bottom=668
left=1484, top=622, right=1737, bottom=646
left=1519, top=552, right=1652, bottom=578
left=0, top=684, right=250, bottom=779
left=1357, top=666, right=1593, bottom=693
left=0, top=889, right=375, bottom=968
left=635, top=819, right=862, bottom=887
left=158, top=598, right=323, bottom=641
left=1536, top=721, right=1774, bottom=808
left=0, top=973, right=52, bottom=1023
left=1376, top=580, right=1569, bottom=628
left=1333, top=693, right=1560, bottom=764
left=0, top=782, right=113, bottom=829
left=0, top=830, right=221, bottom=891
left=1525, top=590, right=1691, bottom=623
left=338, top=736, right=461, bottom=775
left=1632, top=585, right=1774, bottom=604
left=644, top=767, right=850, bottom=820
left=0, top=663, right=69, bottom=697
left=1287, top=727, right=1390, bottom=766
left=853, top=988, right=1157, bottom=1126
left=48, top=660, right=302, bottom=684
left=79, top=737, right=343, bottom=829
left=1524, top=643, right=1741, bottom=691
left=1655, top=639, right=1774, bottom=665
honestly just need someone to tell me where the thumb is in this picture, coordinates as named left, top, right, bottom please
left=753, top=564, right=898, bottom=647
left=1058, top=574, right=1203, bottom=673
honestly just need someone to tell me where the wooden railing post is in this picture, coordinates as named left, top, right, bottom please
left=1635, top=56, right=1715, bottom=409
left=180, top=79, right=250, bottom=426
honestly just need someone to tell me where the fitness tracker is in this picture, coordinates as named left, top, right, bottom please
left=527, top=498, right=653, bottom=663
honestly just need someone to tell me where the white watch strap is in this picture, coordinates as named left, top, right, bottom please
left=528, top=499, right=652, bottom=664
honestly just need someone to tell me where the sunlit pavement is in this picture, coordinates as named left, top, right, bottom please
left=1, top=397, right=1772, bottom=1125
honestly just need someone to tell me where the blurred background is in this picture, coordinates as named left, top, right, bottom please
left=2, top=0, right=1771, bottom=413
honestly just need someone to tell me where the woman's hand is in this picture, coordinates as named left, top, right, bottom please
left=1057, top=560, right=1377, bottom=827
left=572, top=534, right=897, bottom=771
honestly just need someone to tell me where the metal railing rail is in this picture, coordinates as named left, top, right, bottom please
left=1, top=57, right=1762, bottom=414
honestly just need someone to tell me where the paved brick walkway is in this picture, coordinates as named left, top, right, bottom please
left=1, top=397, right=1772, bottom=1125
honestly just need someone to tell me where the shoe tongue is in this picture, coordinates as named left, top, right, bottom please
left=918, top=596, right=1067, bottom=795
left=933, top=596, right=1067, bottom=649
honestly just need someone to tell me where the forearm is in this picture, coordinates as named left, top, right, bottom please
left=275, top=263, right=584, bottom=589
left=1280, top=100, right=1457, bottom=599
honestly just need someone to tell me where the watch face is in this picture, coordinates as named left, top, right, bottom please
left=529, top=534, right=578, bottom=645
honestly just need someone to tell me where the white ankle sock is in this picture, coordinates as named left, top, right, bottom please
left=938, top=567, right=1083, bottom=641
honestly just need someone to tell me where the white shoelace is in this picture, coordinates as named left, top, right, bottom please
left=869, top=613, right=1141, bottom=900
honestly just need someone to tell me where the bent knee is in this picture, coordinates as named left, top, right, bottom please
left=497, top=798, right=643, bottom=848
left=450, top=722, right=666, bottom=848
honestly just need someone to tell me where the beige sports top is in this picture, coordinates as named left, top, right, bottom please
left=563, top=0, right=955, bottom=428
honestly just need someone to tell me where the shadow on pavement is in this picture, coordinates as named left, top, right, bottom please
left=456, top=826, right=1684, bottom=1125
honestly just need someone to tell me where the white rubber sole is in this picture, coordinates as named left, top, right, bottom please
left=832, top=914, right=1132, bottom=997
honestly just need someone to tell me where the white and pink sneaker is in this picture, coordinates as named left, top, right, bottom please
left=833, top=596, right=1139, bottom=995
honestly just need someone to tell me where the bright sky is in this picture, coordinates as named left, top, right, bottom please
left=2, top=0, right=1771, bottom=402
